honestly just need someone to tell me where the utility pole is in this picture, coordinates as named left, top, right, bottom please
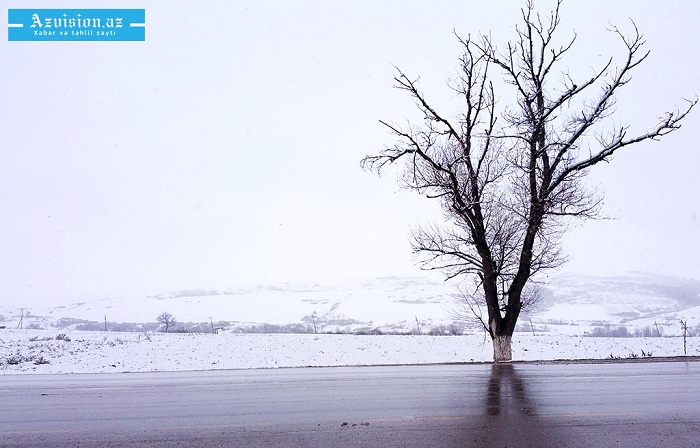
left=17, top=308, right=26, bottom=329
left=680, top=320, right=688, bottom=355
left=104, top=315, right=107, bottom=332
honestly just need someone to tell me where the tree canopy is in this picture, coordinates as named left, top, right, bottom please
left=362, top=0, right=696, bottom=361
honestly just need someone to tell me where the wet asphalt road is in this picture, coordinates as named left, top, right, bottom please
left=1, top=361, right=699, bottom=447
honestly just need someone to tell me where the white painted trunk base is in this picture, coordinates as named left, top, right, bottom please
left=492, top=335, right=513, bottom=362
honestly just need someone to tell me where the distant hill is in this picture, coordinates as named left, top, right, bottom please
left=535, top=272, right=700, bottom=335
left=2, top=272, right=699, bottom=336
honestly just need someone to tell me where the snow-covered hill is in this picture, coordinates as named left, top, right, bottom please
left=535, top=272, right=700, bottom=335
left=1, top=272, right=699, bottom=336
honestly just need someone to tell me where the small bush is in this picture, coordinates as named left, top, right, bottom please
left=4, top=354, right=24, bottom=365
left=55, top=333, right=71, bottom=341
left=29, top=336, right=52, bottom=342
left=106, top=337, right=128, bottom=347
left=2, top=352, right=50, bottom=366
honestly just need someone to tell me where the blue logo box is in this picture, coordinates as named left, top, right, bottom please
left=8, top=9, right=145, bottom=41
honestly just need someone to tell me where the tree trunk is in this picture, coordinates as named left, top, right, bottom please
left=492, top=334, right=512, bottom=362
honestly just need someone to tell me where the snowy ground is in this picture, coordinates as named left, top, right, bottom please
left=1, top=329, right=698, bottom=374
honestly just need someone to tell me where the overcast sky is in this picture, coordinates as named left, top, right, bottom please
left=1, top=0, right=698, bottom=304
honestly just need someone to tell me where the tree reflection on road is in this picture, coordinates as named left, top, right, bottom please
left=478, top=364, right=559, bottom=448
left=486, top=364, right=535, bottom=416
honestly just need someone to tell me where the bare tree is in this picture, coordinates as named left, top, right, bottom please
left=157, top=312, right=176, bottom=333
left=362, top=0, right=696, bottom=362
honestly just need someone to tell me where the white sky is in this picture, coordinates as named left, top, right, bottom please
left=1, top=0, right=698, bottom=304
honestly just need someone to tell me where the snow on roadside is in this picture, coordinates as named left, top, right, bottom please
left=1, top=329, right=698, bottom=374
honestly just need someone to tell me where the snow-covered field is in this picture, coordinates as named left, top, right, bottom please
left=1, top=329, right=697, bottom=375
left=2, top=272, right=698, bottom=375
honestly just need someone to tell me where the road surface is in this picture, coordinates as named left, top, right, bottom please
left=1, top=361, right=699, bottom=447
